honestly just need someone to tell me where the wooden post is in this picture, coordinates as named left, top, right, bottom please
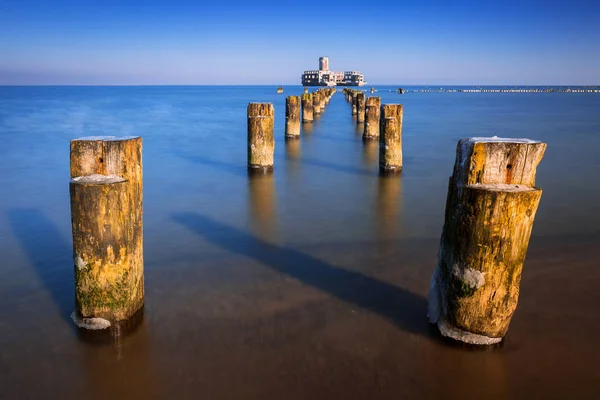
left=319, top=91, right=326, bottom=112
left=356, top=93, right=366, bottom=123
left=301, top=93, right=313, bottom=122
left=248, top=103, right=274, bottom=172
left=352, top=92, right=358, bottom=115
left=313, top=91, right=321, bottom=115
left=304, top=87, right=308, bottom=94
left=69, top=136, right=144, bottom=329
left=428, top=138, right=547, bottom=345
left=363, top=96, right=381, bottom=139
left=285, top=96, right=301, bottom=138
left=379, top=104, right=403, bottom=172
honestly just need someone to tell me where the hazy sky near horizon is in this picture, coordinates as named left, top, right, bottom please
left=1, top=0, right=599, bottom=85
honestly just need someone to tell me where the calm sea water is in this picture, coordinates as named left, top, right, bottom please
left=0, top=86, right=599, bottom=398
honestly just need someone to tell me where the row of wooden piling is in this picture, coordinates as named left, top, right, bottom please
left=248, top=89, right=335, bottom=173
left=68, top=99, right=546, bottom=347
left=343, top=88, right=403, bottom=174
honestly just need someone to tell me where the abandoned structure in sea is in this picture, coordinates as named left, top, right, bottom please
left=301, top=57, right=366, bottom=87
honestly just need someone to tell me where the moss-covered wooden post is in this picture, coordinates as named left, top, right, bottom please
left=302, top=93, right=313, bottom=123
left=379, top=104, right=403, bottom=173
left=363, top=96, right=381, bottom=139
left=312, top=91, right=321, bottom=115
left=356, top=93, right=366, bottom=123
left=69, top=136, right=144, bottom=330
left=428, top=138, right=547, bottom=345
left=248, top=102, right=274, bottom=172
left=285, top=96, right=301, bottom=139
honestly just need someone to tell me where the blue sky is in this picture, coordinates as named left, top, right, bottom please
left=1, top=0, right=598, bottom=85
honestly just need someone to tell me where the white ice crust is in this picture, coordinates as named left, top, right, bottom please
left=75, top=136, right=139, bottom=141
left=453, top=265, right=486, bottom=289
left=465, top=136, right=540, bottom=144
left=468, top=183, right=537, bottom=192
left=438, top=318, right=503, bottom=345
left=71, top=312, right=111, bottom=330
left=71, top=174, right=125, bottom=184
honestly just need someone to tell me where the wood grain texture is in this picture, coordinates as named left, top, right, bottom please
left=247, top=103, right=274, bottom=170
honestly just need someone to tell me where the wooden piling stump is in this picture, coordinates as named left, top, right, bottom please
left=363, top=96, right=381, bottom=139
left=379, top=117, right=402, bottom=173
left=313, top=92, right=321, bottom=115
left=352, top=92, right=358, bottom=115
left=285, top=96, right=301, bottom=138
left=356, top=93, right=366, bottom=123
left=379, top=104, right=403, bottom=171
left=301, top=93, right=313, bottom=122
left=248, top=103, right=274, bottom=172
left=428, top=138, right=547, bottom=345
left=69, top=136, right=143, bottom=329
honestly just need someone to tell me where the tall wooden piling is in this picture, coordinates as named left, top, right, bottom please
left=247, top=102, right=275, bottom=172
left=352, top=92, right=358, bottom=115
left=301, top=93, right=313, bottom=122
left=356, top=93, right=366, bottom=123
left=313, top=91, right=321, bottom=115
left=70, top=136, right=144, bottom=329
left=363, top=96, right=381, bottom=139
left=319, top=91, right=326, bottom=112
left=285, top=96, right=301, bottom=138
left=379, top=104, right=403, bottom=172
left=428, top=138, right=547, bottom=345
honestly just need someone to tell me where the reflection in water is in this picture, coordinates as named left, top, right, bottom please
left=377, top=175, right=403, bottom=241
left=247, top=172, right=277, bottom=242
left=362, top=138, right=378, bottom=167
left=355, top=121, right=364, bottom=136
left=301, top=122, right=313, bottom=136
left=285, top=137, right=301, bottom=162
left=430, top=347, right=509, bottom=399
left=79, top=315, right=164, bottom=398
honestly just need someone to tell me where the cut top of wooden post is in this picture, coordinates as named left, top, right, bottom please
left=453, top=137, right=546, bottom=187
left=248, top=102, right=274, bottom=118
left=70, top=136, right=142, bottom=182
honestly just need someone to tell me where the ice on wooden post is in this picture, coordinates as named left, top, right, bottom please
left=301, top=93, right=313, bottom=122
left=379, top=104, right=403, bottom=173
left=69, top=136, right=144, bottom=329
left=247, top=102, right=274, bottom=172
left=285, top=96, right=301, bottom=139
left=363, top=96, right=381, bottom=139
left=356, top=93, right=366, bottom=123
left=428, top=137, right=546, bottom=345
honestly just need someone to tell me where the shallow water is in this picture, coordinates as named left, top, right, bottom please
left=0, top=86, right=599, bottom=398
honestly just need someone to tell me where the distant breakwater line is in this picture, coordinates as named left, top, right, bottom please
left=397, top=87, right=600, bottom=94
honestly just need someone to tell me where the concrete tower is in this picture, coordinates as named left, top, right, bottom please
left=319, top=56, right=329, bottom=71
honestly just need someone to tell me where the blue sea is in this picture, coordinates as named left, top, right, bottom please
left=0, top=85, right=599, bottom=398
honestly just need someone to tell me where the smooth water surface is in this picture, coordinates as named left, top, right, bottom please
left=1, top=86, right=599, bottom=398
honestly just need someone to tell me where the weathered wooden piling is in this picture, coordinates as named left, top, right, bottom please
left=379, top=104, right=403, bottom=172
left=428, top=138, right=547, bottom=345
left=285, top=96, right=301, bottom=138
left=363, top=96, right=381, bottom=139
left=304, top=87, right=309, bottom=94
left=356, top=93, right=366, bottom=123
left=301, top=93, right=313, bottom=122
left=352, top=92, right=358, bottom=115
left=319, top=91, right=326, bottom=112
left=313, top=91, right=321, bottom=115
left=247, top=102, right=275, bottom=172
left=69, top=136, right=144, bottom=329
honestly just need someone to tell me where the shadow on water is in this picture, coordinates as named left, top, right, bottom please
left=171, top=212, right=430, bottom=337
left=171, top=149, right=248, bottom=178
left=7, top=208, right=73, bottom=324
left=303, top=158, right=375, bottom=177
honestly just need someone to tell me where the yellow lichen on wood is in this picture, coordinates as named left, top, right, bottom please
left=285, top=96, right=301, bottom=138
left=429, top=137, right=546, bottom=345
left=247, top=102, right=274, bottom=170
